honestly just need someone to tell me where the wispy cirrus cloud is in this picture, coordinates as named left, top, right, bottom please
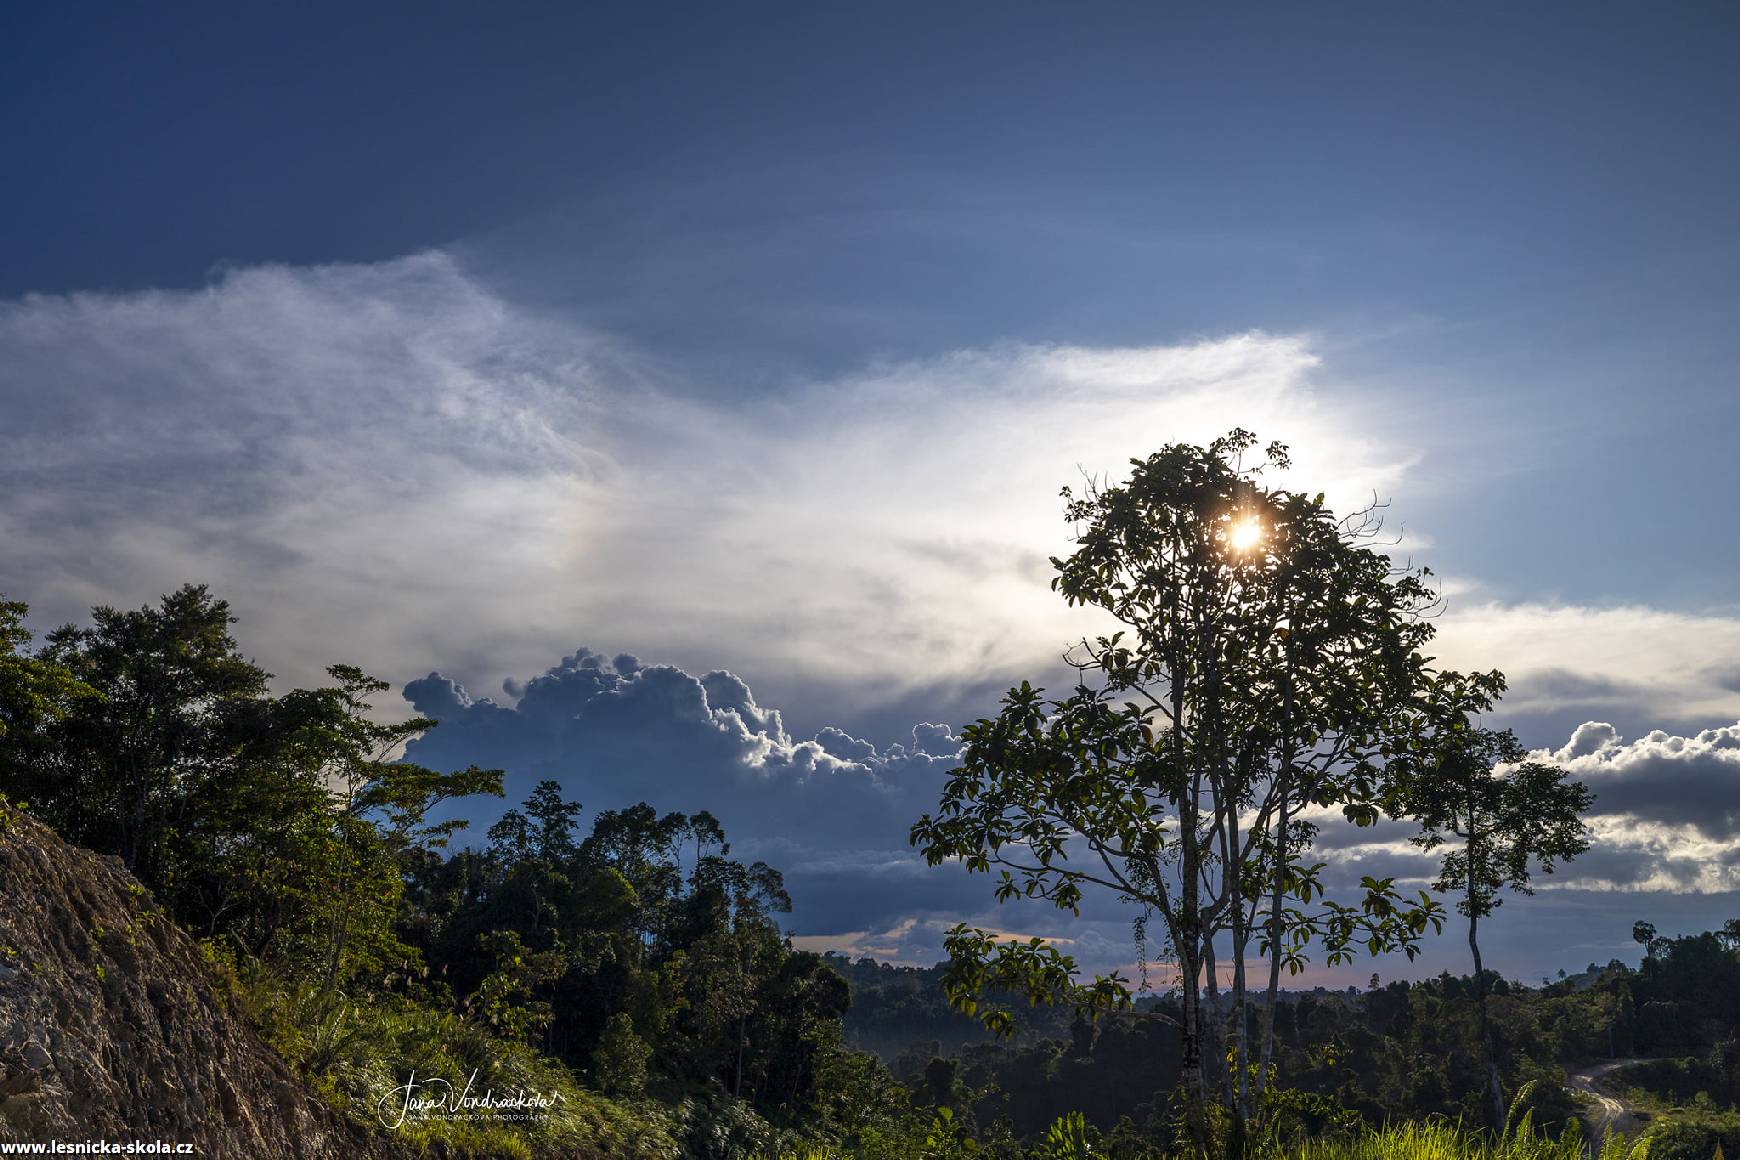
left=9, top=249, right=1735, bottom=740
left=1, top=252, right=625, bottom=697
left=1, top=250, right=1415, bottom=725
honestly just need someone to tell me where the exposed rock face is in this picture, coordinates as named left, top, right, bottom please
left=0, top=806, right=416, bottom=1158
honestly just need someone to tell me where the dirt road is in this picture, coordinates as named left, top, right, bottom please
left=1568, top=1059, right=1644, bottom=1150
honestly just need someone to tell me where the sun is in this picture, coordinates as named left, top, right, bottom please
left=1227, top=517, right=1264, bottom=553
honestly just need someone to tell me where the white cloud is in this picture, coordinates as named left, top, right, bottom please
left=9, top=253, right=1740, bottom=890
left=11, top=253, right=1740, bottom=986
left=1, top=252, right=1417, bottom=715
left=1534, top=719, right=1740, bottom=864
left=1, top=252, right=627, bottom=697
left=1305, top=719, right=1740, bottom=898
left=1434, top=602, right=1740, bottom=725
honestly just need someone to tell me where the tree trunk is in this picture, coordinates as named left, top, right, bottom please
left=1470, top=898, right=1504, bottom=1131
left=1227, top=797, right=1252, bottom=1151
left=734, top=1012, right=747, bottom=1100
left=1229, top=935, right=1250, bottom=1159
left=1179, top=800, right=1211, bottom=1154
left=1172, top=629, right=1212, bottom=1157
left=1203, top=930, right=1228, bottom=1108
left=1179, top=941, right=1209, bottom=1155
left=1256, top=788, right=1291, bottom=1092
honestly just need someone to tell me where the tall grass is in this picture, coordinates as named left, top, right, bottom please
left=1295, top=1119, right=1643, bottom=1160
left=757, top=1084, right=1651, bottom=1160
left=1283, top=1083, right=1646, bottom=1160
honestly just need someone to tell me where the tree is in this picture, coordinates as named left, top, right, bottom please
left=466, top=929, right=567, bottom=1043
left=751, top=951, right=854, bottom=1112
left=1390, top=670, right=1594, bottom=1131
left=686, top=853, right=794, bottom=1098
left=584, top=802, right=721, bottom=960
left=592, top=1011, right=652, bottom=1097
left=403, top=780, right=852, bottom=1113
left=911, top=432, right=1446, bottom=1152
left=274, top=664, right=502, bottom=989
left=1720, top=919, right=1740, bottom=954
left=1634, top=921, right=1661, bottom=962
left=12, top=585, right=503, bottom=987
left=0, top=596, right=94, bottom=798
left=37, top=584, right=272, bottom=879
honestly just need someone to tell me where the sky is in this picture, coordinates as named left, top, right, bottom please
left=4, top=2, right=1740, bottom=987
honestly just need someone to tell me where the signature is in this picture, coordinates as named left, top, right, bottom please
left=376, top=1069, right=563, bottom=1128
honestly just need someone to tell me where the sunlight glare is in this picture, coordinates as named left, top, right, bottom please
left=1228, top=517, right=1263, bottom=553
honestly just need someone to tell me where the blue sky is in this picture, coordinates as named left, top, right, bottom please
left=4, top=2, right=1739, bottom=983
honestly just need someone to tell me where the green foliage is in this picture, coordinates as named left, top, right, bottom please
left=30, top=584, right=274, bottom=880
left=467, top=929, right=567, bottom=1044
left=1291, top=1117, right=1645, bottom=1160
left=0, top=586, right=506, bottom=995
left=936, top=927, right=1131, bottom=1041
left=839, top=945, right=1736, bottom=1153
left=1390, top=673, right=1594, bottom=924
left=1387, top=671, right=1594, bottom=1129
left=0, top=597, right=96, bottom=798
left=594, top=1012, right=654, bottom=1097
left=222, top=956, right=682, bottom=1159
left=808, top=1043, right=927, bottom=1156
left=755, top=1108, right=1651, bottom=1160
left=1641, top=1116, right=1740, bottom=1160
left=911, top=433, right=1452, bottom=1143
left=3, top=584, right=914, bottom=1156
left=1036, top=1111, right=1095, bottom=1160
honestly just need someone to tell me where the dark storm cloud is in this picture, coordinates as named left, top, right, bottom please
left=1539, top=840, right=1740, bottom=894
left=1305, top=815, right=1415, bottom=853
left=405, top=646, right=1740, bottom=970
left=402, top=650, right=967, bottom=936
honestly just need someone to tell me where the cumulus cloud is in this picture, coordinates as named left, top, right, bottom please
left=1556, top=721, right=1622, bottom=761
left=405, top=648, right=962, bottom=802
left=1529, top=720, right=1740, bottom=887
left=401, top=649, right=967, bottom=935
left=1300, top=720, right=1740, bottom=898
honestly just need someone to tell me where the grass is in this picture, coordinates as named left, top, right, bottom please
left=754, top=1089, right=1656, bottom=1160
left=1293, top=1119, right=1647, bottom=1160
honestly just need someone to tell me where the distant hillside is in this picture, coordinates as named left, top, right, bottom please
left=0, top=805, right=427, bottom=1158
left=828, top=954, right=1084, bottom=1059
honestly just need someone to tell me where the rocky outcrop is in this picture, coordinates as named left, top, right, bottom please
left=0, top=805, right=416, bottom=1158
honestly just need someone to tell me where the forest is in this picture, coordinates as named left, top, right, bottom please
left=2, top=434, right=1738, bottom=1160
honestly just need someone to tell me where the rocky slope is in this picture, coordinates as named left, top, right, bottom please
left=0, top=804, right=419, bottom=1158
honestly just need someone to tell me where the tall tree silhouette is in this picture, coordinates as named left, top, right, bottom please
left=1391, top=670, right=1594, bottom=1131
left=912, top=431, right=1449, bottom=1152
